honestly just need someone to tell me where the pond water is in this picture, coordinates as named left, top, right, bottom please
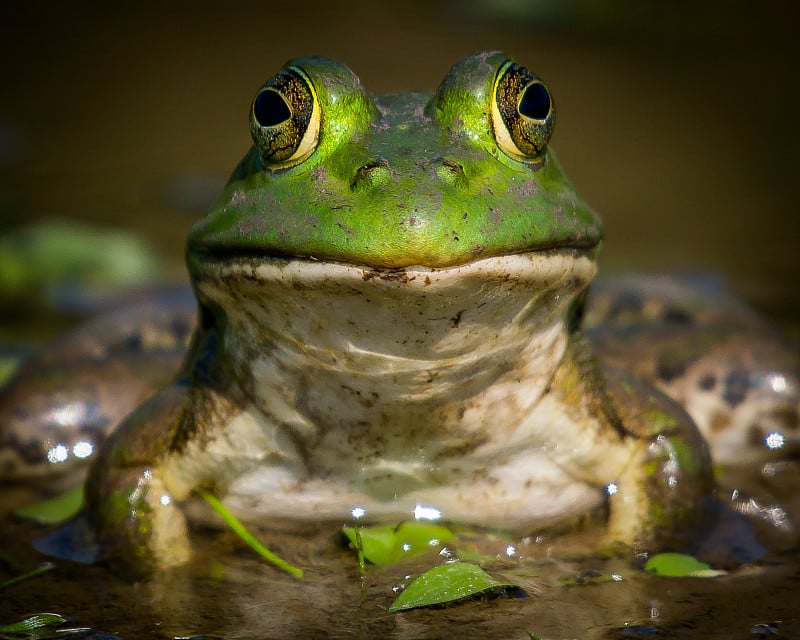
left=1, top=1, right=799, bottom=638
left=2, top=462, right=799, bottom=639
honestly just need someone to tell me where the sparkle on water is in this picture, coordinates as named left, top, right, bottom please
left=46, top=440, right=95, bottom=465
left=413, top=504, right=442, bottom=521
left=765, top=432, right=785, bottom=450
left=350, top=506, right=366, bottom=519
left=46, top=444, right=69, bottom=464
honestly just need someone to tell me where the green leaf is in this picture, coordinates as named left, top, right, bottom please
left=0, top=614, right=66, bottom=633
left=453, top=547, right=498, bottom=564
left=389, top=562, right=521, bottom=611
left=343, top=522, right=454, bottom=565
left=644, top=553, right=726, bottom=578
left=196, top=488, right=303, bottom=578
left=14, top=486, right=83, bottom=525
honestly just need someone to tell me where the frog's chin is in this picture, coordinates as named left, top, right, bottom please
left=191, top=249, right=597, bottom=359
left=192, top=249, right=595, bottom=396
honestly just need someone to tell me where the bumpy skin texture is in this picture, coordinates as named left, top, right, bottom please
left=189, top=52, right=601, bottom=268
left=10, top=52, right=726, bottom=572
left=586, top=276, right=800, bottom=463
left=546, top=337, right=714, bottom=550
left=0, top=287, right=195, bottom=486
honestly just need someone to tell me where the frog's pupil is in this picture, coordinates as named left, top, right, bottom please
left=519, top=83, right=550, bottom=120
left=254, top=90, right=291, bottom=127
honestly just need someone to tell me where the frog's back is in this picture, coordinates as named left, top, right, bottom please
left=586, top=274, right=800, bottom=463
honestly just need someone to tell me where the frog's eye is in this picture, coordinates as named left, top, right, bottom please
left=249, top=67, right=321, bottom=169
left=491, top=61, right=555, bottom=164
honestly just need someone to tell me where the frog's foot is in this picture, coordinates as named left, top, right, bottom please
left=604, top=432, right=715, bottom=552
left=83, top=384, right=194, bottom=575
left=86, top=463, right=190, bottom=575
left=603, top=368, right=716, bottom=553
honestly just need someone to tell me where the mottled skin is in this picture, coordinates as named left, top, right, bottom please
left=586, top=275, right=800, bottom=463
left=193, top=54, right=599, bottom=267
left=3, top=53, right=729, bottom=571
left=0, top=287, right=195, bottom=489
left=79, top=52, right=718, bottom=570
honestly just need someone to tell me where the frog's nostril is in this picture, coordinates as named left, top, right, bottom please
left=437, top=159, right=467, bottom=187
left=350, top=158, right=391, bottom=191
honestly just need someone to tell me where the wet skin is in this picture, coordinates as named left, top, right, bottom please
left=13, top=52, right=792, bottom=571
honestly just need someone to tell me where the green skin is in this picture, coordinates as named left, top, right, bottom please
left=85, top=51, right=713, bottom=573
left=189, top=52, right=599, bottom=268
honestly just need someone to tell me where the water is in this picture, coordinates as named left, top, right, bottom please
left=2, top=473, right=798, bottom=639
left=1, top=2, right=799, bottom=638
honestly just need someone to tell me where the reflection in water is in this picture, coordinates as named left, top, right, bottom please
left=413, top=504, right=442, bottom=521
left=765, top=431, right=785, bottom=451
left=732, top=489, right=792, bottom=533
left=45, top=440, right=94, bottom=465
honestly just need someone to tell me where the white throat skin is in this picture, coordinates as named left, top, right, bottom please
left=188, top=250, right=600, bottom=526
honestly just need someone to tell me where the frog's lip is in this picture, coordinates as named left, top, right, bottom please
left=186, top=241, right=600, bottom=272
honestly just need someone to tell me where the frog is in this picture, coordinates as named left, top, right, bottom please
left=1, top=51, right=795, bottom=572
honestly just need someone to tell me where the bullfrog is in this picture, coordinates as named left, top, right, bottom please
left=1, top=51, right=797, bottom=571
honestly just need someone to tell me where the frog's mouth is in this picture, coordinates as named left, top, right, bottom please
left=186, top=235, right=601, bottom=272
left=187, top=242, right=599, bottom=279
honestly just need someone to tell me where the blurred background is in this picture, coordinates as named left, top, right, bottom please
left=1, top=0, right=798, bottom=341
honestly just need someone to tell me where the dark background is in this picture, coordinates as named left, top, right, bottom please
left=2, top=1, right=798, bottom=326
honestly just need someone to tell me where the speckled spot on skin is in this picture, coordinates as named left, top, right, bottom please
left=606, top=291, right=643, bottom=320
left=723, top=370, right=751, bottom=407
left=710, top=410, right=731, bottom=433
left=655, top=356, right=688, bottom=383
left=698, top=373, right=717, bottom=391
left=661, top=306, right=695, bottom=325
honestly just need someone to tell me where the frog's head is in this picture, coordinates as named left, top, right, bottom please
left=186, top=53, right=602, bottom=406
left=187, top=50, right=602, bottom=271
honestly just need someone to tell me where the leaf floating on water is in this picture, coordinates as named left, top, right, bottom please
left=0, top=614, right=120, bottom=640
left=0, top=613, right=66, bottom=632
left=451, top=546, right=497, bottom=564
left=342, top=522, right=454, bottom=565
left=389, top=562, right=522, bottom=612
left=14, top=486, right=84, bottom=525
left=0, top=613, right=66, bottom=633
left=644, top=553, right=726, bottom=578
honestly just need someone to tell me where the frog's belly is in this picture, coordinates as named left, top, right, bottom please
left=221, top=453, right=604, bottom=532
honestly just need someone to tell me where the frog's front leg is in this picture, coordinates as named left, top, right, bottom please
left=85, top=383, right=197, bottom=573
left=545, top=338, right=714, bottom=552
left=600, top=367, right=715, bottom=550
left=85, top=369, right=299, bottom=573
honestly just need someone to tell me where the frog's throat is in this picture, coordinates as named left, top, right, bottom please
left=193, top=250, right=595, bottom=428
